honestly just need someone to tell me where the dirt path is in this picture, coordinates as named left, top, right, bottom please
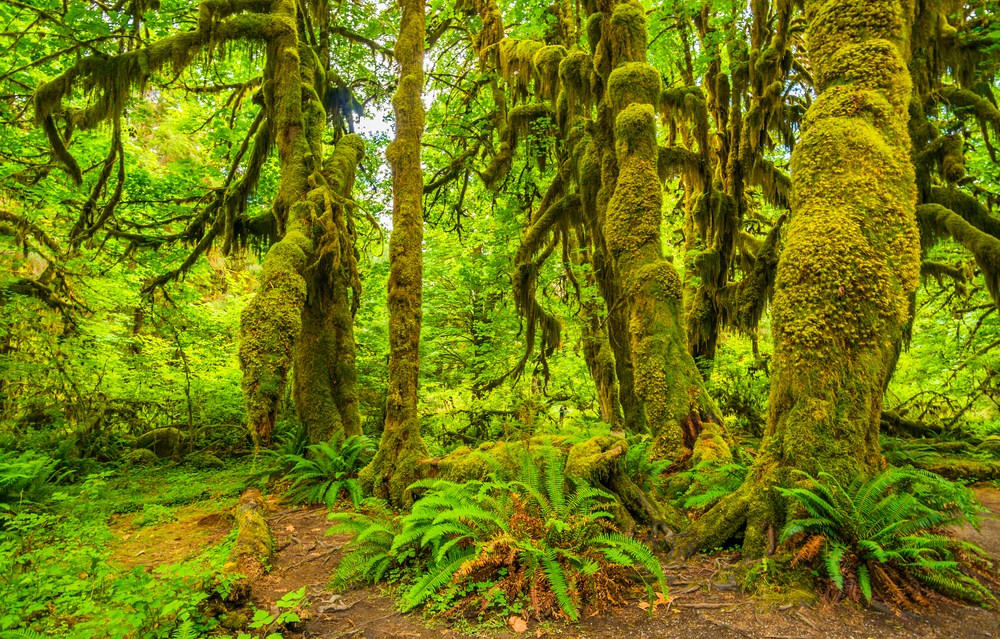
left=115, top=488, right=1000, bottom=639
left=239, top=490, right=1000, bottom=639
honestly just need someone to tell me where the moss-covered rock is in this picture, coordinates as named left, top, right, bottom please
left=122, top=448, right=159, bottom=467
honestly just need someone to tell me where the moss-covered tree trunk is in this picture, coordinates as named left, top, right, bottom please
left=238, top=2, right=317, bottom=445
left=590, top=0, right=731, bottom=467
left=681, top=0, right=921, bottom=556
left=358, top=0, right=428, bottom=506
left=238, top=2, right=366, bottom=445
left=293, top=136, right=366, bottom=444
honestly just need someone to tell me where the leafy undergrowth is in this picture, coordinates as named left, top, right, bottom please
left=778, top=467, right=997, bottom=609
left=0, top=460, right=262, bottom=638
left=329, top=447, right=667, bottom=623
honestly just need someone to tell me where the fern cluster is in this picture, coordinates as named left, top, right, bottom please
left=279, top=435, right=372, bottom=509
left=330, top=447, right=666, bottom=621
left=779, top=467, right=994, bottom=608
left=0, top=451, right=72, bottom=511
left=879, top=436, right=941, bottom=467
left=673, top=453, right=751, bottom=511
left=623, top=436, right=672, bottom=494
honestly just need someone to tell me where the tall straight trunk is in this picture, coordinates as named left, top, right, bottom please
left=681, top=0, right=921, bottom=556
left=359, top=0, right=428, bottom=506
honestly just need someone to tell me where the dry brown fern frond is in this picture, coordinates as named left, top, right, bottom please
left=790, top=534, right=825, bottom=567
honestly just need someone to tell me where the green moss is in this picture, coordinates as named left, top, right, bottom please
left=224, top=488, right=272, bottom=577
left=607, top=1, right=647, bottom=65
left=607, top=62, right=661, bottom=117
left=585, top=13, right=602, bottom=55
left=532, top=45, right=566, bottom=105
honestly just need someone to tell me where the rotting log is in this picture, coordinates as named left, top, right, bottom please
left=224, top=488, right=273, bottom=586
left=915, top=458, right=1000, bottom=482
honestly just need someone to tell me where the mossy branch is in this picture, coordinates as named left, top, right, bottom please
left=0, top=210, right=62, bottom=256
left=916, top=202, right=1000, bottom=308
left=928, top=186, right=1000, bottom=241
left=33, top=4, right=294, bottom=180
left=733, top=215, right=785, bottom=333
left=937, top=86, right=1000, bottom=139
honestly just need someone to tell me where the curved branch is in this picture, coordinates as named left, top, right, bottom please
left=916, top=202, right=1000, bottom=308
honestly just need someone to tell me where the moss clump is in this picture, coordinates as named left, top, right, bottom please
left=532, top=45, right=567, bottom=105
left=607, top=62, right=661, bottom=118
left=606, top=1, right=647, bottom=65
left=559, top=51, right=594, bottom=119
left=585, top=13, right=602, bottom=55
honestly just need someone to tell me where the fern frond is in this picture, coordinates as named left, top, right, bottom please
left=402, top=549, right=477, bottom=610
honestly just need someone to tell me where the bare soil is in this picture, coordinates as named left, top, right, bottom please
left=114, top=488, right=1000, bottom=639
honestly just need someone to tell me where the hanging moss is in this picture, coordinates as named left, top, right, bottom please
left=606, top=1, right=647, bottom=65
left=559, top=51, right=594, bottom=120
left=479, top=103, right=553, bottom=189
left=733, top=216, right=785, bottom=333
left=585, top=12, right=602, bottom=55
left=532, top=45, right=567, bottom=105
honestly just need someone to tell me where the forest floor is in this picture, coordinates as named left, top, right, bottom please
left=111, top=475, right=1000, bottom=639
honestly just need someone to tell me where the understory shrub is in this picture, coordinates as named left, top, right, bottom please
left=330, top=448, right=666, bottom=621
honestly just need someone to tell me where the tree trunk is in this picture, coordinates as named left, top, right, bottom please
left=359, top=0, right=428, bottom=506
left=681, top=0, right=921, bottom=556
left=238, top=4, right=321, bottom=445
left=592, top=0, right=732, bottom=467
left=238, top=4, right=365, bottom=445
left=293, top=136, right=366, bottom=444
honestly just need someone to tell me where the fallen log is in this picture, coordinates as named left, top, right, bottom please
left=224, top=488, right=273, bottom=582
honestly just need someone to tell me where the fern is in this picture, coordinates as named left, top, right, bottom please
left=674, top=455, right=750, bottom=511
left=281, top=435, right=372, bottom=509
left=170, top=619, right=197, bottom=639
left=333, top=444, right=665, bottom=621
left=779, top=467, right=995, bottom=607
left=329, top=498, right=402, bottom=589
left=0, top=631, right=47, bottom=639
left=0, top=451, right=72, bottom=510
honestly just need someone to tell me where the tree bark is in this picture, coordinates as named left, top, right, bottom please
left=359, top=0, right=428, bottom=506
left=682, top=0, right=921, bottom=556
left=591, top=0, right=732, bottom=467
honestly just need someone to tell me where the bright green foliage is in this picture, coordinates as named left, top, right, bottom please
left=333, top=449, right=666, bottom=620
left=778, top=468, right=993, bottom=606
left=0, top=452, right=72, bottom=512
left=280, top=435, right=373, bottom=509
left=675, top=455, right=751, bottom=511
